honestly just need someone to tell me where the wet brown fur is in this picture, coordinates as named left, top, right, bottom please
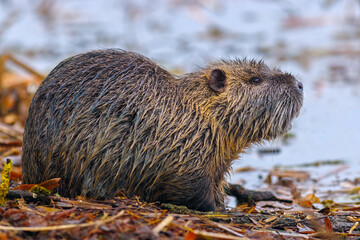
left=22, top=49, right=303, bottom=211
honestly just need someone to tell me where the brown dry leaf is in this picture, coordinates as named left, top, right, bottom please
left=297, top=193, right=320, bottom=208
left=324, top=217, right=333, bottom=233
left=282, top=16, right=328, bottom=29
left=346, top=216, right=360, bottom=222
left=263, top=215, right=278, bottom=223
left=36, top=206, right=62, bottom=214
left=234, top=166, right=256, bottom=173
left=343, top=206, right=360, bottom=211
left=184, top=231, right=197, bottom=240
left=297, top=222, right=315, bottom=234
left=209, top=222, right=245, bottom=238
left=17, top=199, right=46, bottom=216
left=0, top=138, right=22, bottom=147
left=316, top=165, right=349, bottom=182
left=256, top=201, right=293, bottom=212
left=14, top=178, right=61, bottom=191
left=3, top=114, right=18, bottom=125
left=0, top=122, right=23, bottom=140
left=269, top=170, right=310, bottom=181
left=303, top=193, right=320, bottom=204
left=1, top=90, right=19, bottom=113
left=0, top=231, right=13, bottom=240
left=10, top=166, right=22, bottom=180
left=2, top=147, right=21, bottom=158
left=247, top=231, right=276, bottom=239
left=50, top=208, right=77, bottom=220
left=60, top=199, right=112, bottom=210
left=37, top=178, right=61, bottom=190
left=188, top=230, right=247, bottom=240
left=298, top=199, right=313, bottom=208
left=0, top=210, right=124, bottom=232
left=1, top=72, right=39, bottom=89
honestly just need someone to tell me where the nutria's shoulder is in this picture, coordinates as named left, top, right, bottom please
left=68, top=49, right=152, bottom=62
left=40, top=49, right=176, bottom=89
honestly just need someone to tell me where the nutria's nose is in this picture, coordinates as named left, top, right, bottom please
left=296, top=81, right=303, bottom=92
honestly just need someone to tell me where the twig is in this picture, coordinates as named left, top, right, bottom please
left=212, top=222, right=245, bottom=237
left=6, top=55, right=45, bottom=80
left=316, top=165, right=348, bottom=182
left=152, top=215, right=174, bottom=236
left=0, top=122, right=23, bottom=140
left=192, top=230, right=250, bottom=240
left=6, top=189, right=51, bottom=204
left=349, top=222, right=359, bottom=234
left=0, top=210, right=124, bottom=232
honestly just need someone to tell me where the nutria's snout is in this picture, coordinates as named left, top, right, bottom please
left=264, top=74, right=303, bottom=139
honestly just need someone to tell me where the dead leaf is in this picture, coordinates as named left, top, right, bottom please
left=10, top=166, right=22, bottom=180
left=303, top=193, right=320, bottom=204
left=270, top=170, right=310, bottom=181
left=324, top=217, right=333, bottom=233
left=14, top=178, right=61, bottom=191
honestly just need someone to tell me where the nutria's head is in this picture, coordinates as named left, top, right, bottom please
left=203, top=59, right=303, bottom=150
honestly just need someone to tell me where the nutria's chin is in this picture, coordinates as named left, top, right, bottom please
left=266, top=91, right=302, bottom=139
left=22, top=49, right=303, bottom=212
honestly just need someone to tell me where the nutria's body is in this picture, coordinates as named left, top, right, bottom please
left=22, top=49, right=303, bottom=211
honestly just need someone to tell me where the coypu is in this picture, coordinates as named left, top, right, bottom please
left=22, top=49, right=303, bottom=211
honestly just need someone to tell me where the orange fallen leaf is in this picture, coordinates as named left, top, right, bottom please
left=303, top=193, right=320, bottom=204
left=60, top=199, right=112, bottom=210
left=14, top=178, right=61, bottom=191
left=234, top=166, right=256, bottom=173
left=36, top=206, right=62, bottom=213
left=184, top=231, right=196, bottom=240
left=298, top=193, right=320, bottom=208
left=298, top=199, right=313, bottom=208
left=10, top=166, right=22, bottom=180
left=324, top=217, right=333, bottom=232
left=186, top=230, right=245, bottom=240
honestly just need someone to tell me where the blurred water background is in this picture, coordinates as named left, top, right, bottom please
left=1, top=0, right=359, bottom=204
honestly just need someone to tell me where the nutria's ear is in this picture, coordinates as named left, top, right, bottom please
left=209, top=69, right=226, bottom=93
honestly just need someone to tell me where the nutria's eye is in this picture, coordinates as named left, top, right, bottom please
left=249, top=77, right=262, bottom=85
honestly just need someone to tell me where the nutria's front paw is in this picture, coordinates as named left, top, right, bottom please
left=226, top=183, right=292, bottom=205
